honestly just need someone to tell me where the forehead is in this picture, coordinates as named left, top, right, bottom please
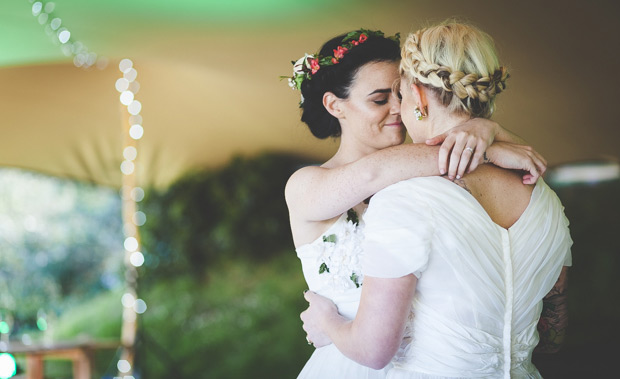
left=350, top=61, right=399, bottom=94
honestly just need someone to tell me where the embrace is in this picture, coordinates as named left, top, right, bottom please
left=284, top=20, right=571, bottom=379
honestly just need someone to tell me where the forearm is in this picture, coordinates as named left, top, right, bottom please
left=535, top=292, right=568, bottom=353
left=322, top=315, right=388, bottom=369
left=535, top=268, right=569, bottom=354
left=290, top=144, right=440, bottom=222
left=494, top=125, right=527, bottom=145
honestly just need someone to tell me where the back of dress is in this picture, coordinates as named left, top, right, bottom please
left=362, top=177, right=572, bottom=379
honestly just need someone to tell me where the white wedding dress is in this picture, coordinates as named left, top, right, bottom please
left=296, top=206, right=391, bottom=379
left=362, top=177, right=573, bottom=379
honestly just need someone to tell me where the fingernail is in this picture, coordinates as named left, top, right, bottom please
left=439, top=169, right=445, bottom=175
left=303, top=289, right=308, bottom=294
left=456, top=175, right=461, bottom=179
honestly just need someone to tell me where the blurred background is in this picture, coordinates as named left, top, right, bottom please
left=0, top=0, right=618, bottom=378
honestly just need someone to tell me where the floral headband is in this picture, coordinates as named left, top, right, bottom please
left=282, top=29, right=400, bottom=95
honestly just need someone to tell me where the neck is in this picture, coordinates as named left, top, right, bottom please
left=323, top=131, right=379, bottom=168
left=425, top=99, right=471, bottom=138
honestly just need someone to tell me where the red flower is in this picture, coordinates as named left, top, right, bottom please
left=351, top=40, right=359, bottom=46
left=333, top=46, right=349, bottom=59
left=358, top=33, right=368, bottom=43
left=331, top=57, right=339, bottom=64
left=308, top=58, right=320, bottom=74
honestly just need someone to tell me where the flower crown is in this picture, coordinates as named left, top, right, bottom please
left=282, top=29, right=400, bottom=93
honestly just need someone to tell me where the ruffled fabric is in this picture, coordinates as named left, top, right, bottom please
left=361, top=177, right=572, bottom=379
left=297, top=207, right=380, bottom=377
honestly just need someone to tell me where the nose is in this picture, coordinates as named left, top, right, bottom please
left=389, top=92, right=401, bottom=115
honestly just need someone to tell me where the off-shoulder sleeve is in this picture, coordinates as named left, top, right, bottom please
left=362, top=180, right=434, bottom=279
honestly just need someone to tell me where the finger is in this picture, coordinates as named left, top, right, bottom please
left=522, top=174, right=535, bottom=185
left=438, top=134, right=455, bottom=175
left=426, top=132, right=447, bottom=146
left=530, top=150, right=548, bottom=176
left=448, top=136, right=468, bottom=179
left=468, top=139, right=487, bottom=173
left=524, top=164, right=540, bottom=184
left=303, top=290, right=314, bottom=302
left=456, top=146, right=474, bottom=179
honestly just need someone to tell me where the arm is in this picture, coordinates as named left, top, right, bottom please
left=301, top=275, right=417, bottom=369
left=535, top=266, right=569, bottom=354
left=286, top=119, right=499, bottom=222
left=485, top=142, right=548, bottom=184
left=426, top=119, right=530, bottom=178
left=285, top=143, right=440, bottom=222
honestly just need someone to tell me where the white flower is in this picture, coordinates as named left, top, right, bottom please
left=293, top=53, right=314, bottom=75
left=316, top=211, right=366, bottom=292
left=288, top=78, right=296, bottom=89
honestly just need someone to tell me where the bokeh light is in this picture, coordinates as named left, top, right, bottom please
left=0, top=353, right=16, bottom=379
left=129, top=124, right=144, bottom=140
left=121, top=293, right=136, bottom=308
left=134, top=299, right=147, bottom=314
left=124, top=237, right=138, bottom=252
left=129, top=251, right=145, bottom=267
left=117, top=359, right=131, bottom=373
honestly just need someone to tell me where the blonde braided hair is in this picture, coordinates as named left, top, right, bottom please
left=400, top=21, right=509, bottom=118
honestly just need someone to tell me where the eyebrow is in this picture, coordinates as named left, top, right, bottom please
left=367, top=88, right=392, bottom=96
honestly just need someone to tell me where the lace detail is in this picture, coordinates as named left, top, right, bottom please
left=316, top=209, right=365, bottom=291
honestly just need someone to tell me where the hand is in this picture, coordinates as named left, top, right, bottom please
left=486, top=142, right=548, bottom=184
left=426, top=118, right=498, bottom=180
left=300, top=291, right=339, bottom=348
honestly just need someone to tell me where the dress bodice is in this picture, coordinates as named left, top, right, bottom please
left=296, top=207, right=366, bottom=320
left=362, top=178, right=572, bottom=379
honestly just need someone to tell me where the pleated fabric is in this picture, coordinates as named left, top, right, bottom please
left=363, top=177, right=572, bottom=379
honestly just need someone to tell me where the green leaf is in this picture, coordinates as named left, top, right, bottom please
left=350, top=273, right=360, bottom=288
left=322, top=234, right=337, bottom=243
left=319, top=262, right=330, bottom=274
left=346, top=209, right=359, bottom=226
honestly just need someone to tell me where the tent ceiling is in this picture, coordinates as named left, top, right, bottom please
left=1, top=0, right=618, bottom=188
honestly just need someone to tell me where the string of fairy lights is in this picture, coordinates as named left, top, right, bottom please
left=0, top=2, right=151, bottom=379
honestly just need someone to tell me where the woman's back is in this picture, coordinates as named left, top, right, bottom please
left=362, top=172, right=572, bottom=378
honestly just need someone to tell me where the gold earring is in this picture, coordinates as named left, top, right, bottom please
left=414, top=106, right=428, bottom=120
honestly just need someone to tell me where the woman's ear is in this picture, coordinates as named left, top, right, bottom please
left=323, top=92, right=345, bottom=119
left=410, top=82, right=428, bottom=113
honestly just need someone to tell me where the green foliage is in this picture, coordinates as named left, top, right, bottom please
left=0, top=168, right=123, bottom=330
left=52, top=255, right=312, bottom=378
left=140, top=153, right=313, bottom=278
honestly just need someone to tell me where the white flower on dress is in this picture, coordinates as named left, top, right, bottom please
left=316, top=209, right=365, bottom=291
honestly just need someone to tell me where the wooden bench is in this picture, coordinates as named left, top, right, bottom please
left=6, top=339, right=118, bottom=379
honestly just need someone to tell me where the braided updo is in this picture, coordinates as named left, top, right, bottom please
left=400, top=21, right=509, bottom=119
left=300, top=32, right=400, bottom=139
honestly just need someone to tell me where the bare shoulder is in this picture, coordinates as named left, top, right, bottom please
left=284, top=165, right=323, bottom=205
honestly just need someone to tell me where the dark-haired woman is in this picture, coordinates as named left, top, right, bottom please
left=284, top=29, right=546, bottom=378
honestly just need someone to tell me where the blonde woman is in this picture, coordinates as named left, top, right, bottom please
left=301, top=21, right=572, bottom=379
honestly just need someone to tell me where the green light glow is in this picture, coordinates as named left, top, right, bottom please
left=0, top=322, right=8, bottom=334
left=36, top=318, right=48, bottom=331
